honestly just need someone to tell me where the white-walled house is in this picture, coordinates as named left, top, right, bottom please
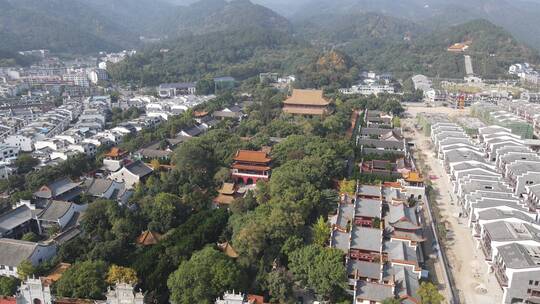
left=0, top=238, right=57, bottom=277
left=109, top=161, right=153, bottom=189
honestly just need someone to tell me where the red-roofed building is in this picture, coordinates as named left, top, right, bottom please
left=0, top=297, right=15, bottom=304
left=231, top=150, right=272, bottom=184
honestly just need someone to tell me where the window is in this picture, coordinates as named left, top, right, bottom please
left=536, top=281, right=539, bottom=286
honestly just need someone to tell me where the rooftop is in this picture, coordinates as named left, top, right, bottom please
left=38, top=200, right=73, bottom=222
left=0, top=238, right=39, bottom=267
left=234, top=150, right=271, bottom=163
left=283, top=89, right=329, bottom=106
left=498, top=243, right=540, bottom=269
left=351, top=226, right=382, bottom=252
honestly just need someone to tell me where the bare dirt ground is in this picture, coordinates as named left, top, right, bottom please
left=403, top=106, right=503, bottom=304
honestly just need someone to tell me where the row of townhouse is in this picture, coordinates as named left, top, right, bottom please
left=3, top=101, right=83, bottom=152
left=145, top=94, right=215, bottom=121
left=500, top=101, right=540, bottom=139
left=431, top=122, right=540, bottom=304
left=330, top=180, right=427, bottom=304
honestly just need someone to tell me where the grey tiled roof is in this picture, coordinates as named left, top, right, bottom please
left=125, top=161, right=153, bottom=177
left=0, top=238, right=38, bottom=267
left=351, top=227, right=382, bottom=252
left=47, top=178, right=81, bottom=197
left=84, top=178, right=113, bottom=196
left=38, top=201, right=72, bottom=222
left=355, top=281, right=393, bottom=302
left=0, top=205, right=34, bottom=235
left=331, top=230, right=350, bottom=253
left=355, top=199, right=381, bottom=218
left=336, top=203, right=354, bottom=228
left=347, top=260, right=381, bottom=280
left=358, top=185, right=381, bottom=197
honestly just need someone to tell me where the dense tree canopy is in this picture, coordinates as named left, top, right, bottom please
left=54, top=260, right=108, bottom=300
left=288, top=245, right=347, bottom=300
left=167, top=246, right=246, bottom=304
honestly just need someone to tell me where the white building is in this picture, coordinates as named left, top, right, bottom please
left=0, top=238, right=57, bottom=277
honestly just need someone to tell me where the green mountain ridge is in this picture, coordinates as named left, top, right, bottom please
left=154, top=0, right=292, bottom=37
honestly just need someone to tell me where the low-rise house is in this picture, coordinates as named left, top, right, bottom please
left=109, top=161, right=153, bottom=189
left=493, top=243, right=540, bottom=304
left=102, top=147, right=129, bottom=172
left=34, top=178, right=83, bottom=202
left=0, top=238, right=57, bottom=277
left=0, top=204, right=36, bottom=238
left=36, top=200, right=81, bottom=234
left=0, top=144, right=19, bottom=162
left=83, top=178, right=133, bottom=204
left=179, top=125, right=205, bottom=138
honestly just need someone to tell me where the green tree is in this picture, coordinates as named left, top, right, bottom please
left=288, top=245, right=346, bottom=300
left=167, top=246, right=245, bottom=304
left=0, top=276, right=20, bottom=296
left=54, top=260, right=108, bottom=300
left=106, top=265, right=138, bottom=284
left=311, top=216, right=330, bottom=247
left=144, top=193, right=187, bottom=233
left=417, top=282, right=444, bottom=304
left=15, top=154, right=39, bottom=174
left=264, top=268, right=295, bottom=304
left=21, top=232, right=40, bottom=242
left=17, top=260, right=35, bottom=279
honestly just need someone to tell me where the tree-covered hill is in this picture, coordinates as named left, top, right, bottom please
left=153, top=0, right=292, bottom=37
left=308, top=17, right=540, bottom=79
left=288, top=0, right=540, bottom=51
left=0, top=0, right=175, bottom=62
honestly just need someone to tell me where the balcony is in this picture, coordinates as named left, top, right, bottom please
left=480, top=240, right=493, bottom=261
left=493, top=264, right=509, bottom=288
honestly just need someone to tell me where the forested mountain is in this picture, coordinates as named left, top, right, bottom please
left=287, top=0, right=540, bottom=50
left=153, top=0, right=292, bottom=37
left=108, top=0, right=306, bottom=86
left=293, top=9, right=540, bottom=78
left=0, top=0, right=172, bottom=56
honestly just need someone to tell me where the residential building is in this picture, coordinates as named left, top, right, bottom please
left=158, top=83, right=197, bottom=98
left=0, top=144, right=19, bottom=162
left=0, top=239, right=56, bottom=277
left=33, top=178, right=82, bottom=202
left=109, top=161, right=153, bottom=189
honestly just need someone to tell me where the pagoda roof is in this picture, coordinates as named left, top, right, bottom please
left=234, top=150, right=271, bottom=163
left=284, top=89, right=329, bottom=106
left=218, top=242, right=239, bottom=258
left=104, top=147, right=128, bottom=158
left=136, top=230, right=162, bottom=246
left=213, top=194, right=235, bottom=205
left=403, top=171, right=423, bottom=183
left=218, top=183, right=236, bottom=195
